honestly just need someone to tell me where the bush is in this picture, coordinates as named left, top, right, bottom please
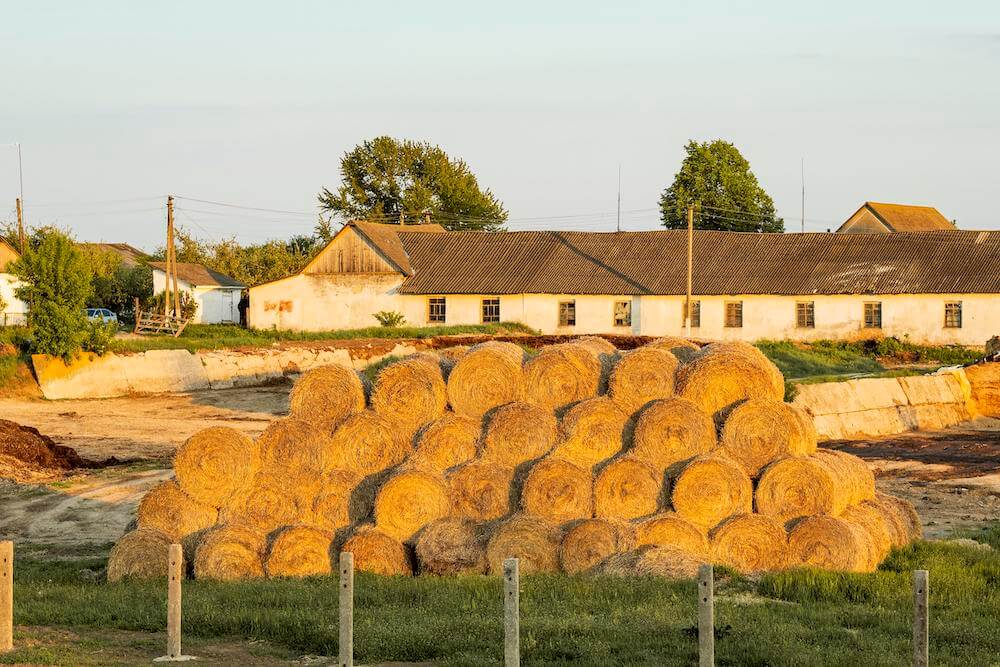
left=374, top=311, right=406, bottom=328
left=82, top=319, right=117, bottom=355
left=145, top=290, right=198, bottom=320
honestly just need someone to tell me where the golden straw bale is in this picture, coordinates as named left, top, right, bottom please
left=414, top=517, right=489, bottom=575
left=630, top=398, right=716, bottom=471
left=645, top=336, right=701, bottom=364
left=485, top=514, right=562, bottom=574
left=719, top=399, right=817, bottom=477
left=309, top=469, right=361, bottom=532
left=289, top=364, right=367, bottom=429
left=174, top=426, right=258, bottom=508
left=841, top=502, right=893, bottom=570
left=559, top=518, right=635, bottom=574
left=877, top=492, right=923, bottom=542
left=710, top=513, right=789, bottom=573
left=813, top=449, right=876, bottom=504
left=447, top=341, right=526, bottom=418
left=325, top=410, right=411, bottom=477
left=600, top=545, right=705, bottom=578
left=671, top=455, right=753, bottom=531
left=755, top=455, right=851, bottom=524
left=634, top=512, right=709, bottom=556
left=256, top=417, right=330, bottom=474
left=869, top=494, right=908, bottom=548
left=480, top=401, right=557, bottom=467
left=374, top=468, right=452, bottom=542
left=608, top=347, right=679, bottom=414
left=593, top=456, right=663, bottom=520
left=447, top=460, right=514, bottom=520
left=574, top=335, right=618, bottom=355
left=676, top=342, right=785, bottom=418
left=524, top=343, right=603, bottom=411
left=265, top=525, right=333, bottom=578
left=137, top=480, right=218, bottom=544
left=107, top=527, right=176, bottom=582
left=520, top=457, right=593, bottom=523
left=223, top=467, right=322, bottom=535
left=788, top=515, right=867, bottom=572
left=193, top=524, right=266, bottom=581
left=552, top=397, right=628, bottom=469
left=370, top=356, right=448, bottom=437
left=410, top=413, right=481, bottom=472
left=341, top=525, right=413, bottom=576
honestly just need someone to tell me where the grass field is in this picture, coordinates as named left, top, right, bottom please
left=5, top=525, right=998, bottom=666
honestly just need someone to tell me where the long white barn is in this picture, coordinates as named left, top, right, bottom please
left=248, top=222, right=1000, bottom=346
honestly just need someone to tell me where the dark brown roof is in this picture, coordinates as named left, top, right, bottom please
left=395, top=229, right=1000, bottom=296
left=149, top=262, right=245, bottom=288
left=351, top=221, right=446, bottom=275
left=79, top=242, right=149, bottom=267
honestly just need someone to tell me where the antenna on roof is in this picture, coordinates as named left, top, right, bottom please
left=616, top=164, right=622, bottom=233
left=800, top=157, right=805, bottom=233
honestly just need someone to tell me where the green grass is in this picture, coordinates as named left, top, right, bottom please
left=108, top=322, right=538, bottom=354
left=6, top=530, right=999, bottom=666
left=757, top=340, right=885, bottom=380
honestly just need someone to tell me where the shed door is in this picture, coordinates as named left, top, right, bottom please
left=221, top=290, right=236, bottom=323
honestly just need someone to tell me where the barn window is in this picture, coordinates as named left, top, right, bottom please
left=428, top=298, right=446, bottom=324
left=724, top=301, right=743, bottom=328
left=614, top=300, right=632, bottom=327
left=482, top=298, right=500, bottom=323
left=796, top=301, right=815, bottom=328
left=558, top=300, right=576, bottom=327
left=944, top=301, right=962, bottom=328
left=864, top=302, right=882, bottom=328
left=686, top=300, right=701, bottom=328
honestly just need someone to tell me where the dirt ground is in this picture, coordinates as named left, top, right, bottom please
left=0, top=384, right=998, bottom=557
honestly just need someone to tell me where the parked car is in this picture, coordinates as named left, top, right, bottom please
left=85, top=308, right=119, bottom=325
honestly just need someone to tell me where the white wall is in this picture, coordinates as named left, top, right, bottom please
left=0, top=273, right=27, bottom=326
left=249, top=273, right=406, bottom=330
left=152, top=270, right=240, bottom=325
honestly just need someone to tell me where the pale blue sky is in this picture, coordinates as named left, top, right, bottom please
left=2, top=1, right=999, bottom=247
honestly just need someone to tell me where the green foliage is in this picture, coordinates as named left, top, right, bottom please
left=660, top=139, right=783, bottom=232
left=10, top=229, right=93, bottom=360
left=319, top=136, right=508, bottom=231
left=82, top=319, right=118, bottom=355
left=373, top=310, right=406, bottom=328
left=79, top=247, right=152, bottom=321
left=146, top=290, right=199, bottom=320
left=756, top=340, right=884, bottom=380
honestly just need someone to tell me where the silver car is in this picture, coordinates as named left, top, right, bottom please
left=85, top=308, right=119, bottom=325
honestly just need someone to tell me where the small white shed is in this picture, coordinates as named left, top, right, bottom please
left=0, top=239, right=27, bottom=327
left=150, top=262, right=245, bottom=325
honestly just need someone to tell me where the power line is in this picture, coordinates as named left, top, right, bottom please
left=173, top=195, right=318, bottom=217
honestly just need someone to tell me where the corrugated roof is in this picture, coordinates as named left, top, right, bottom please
left=149, top=262, right=245, bottom=288
left=352, top=221, right=446, bottom=275
left=866, top=202, right=955, bottom=232
left=396, top=229, right=1000, bottom=296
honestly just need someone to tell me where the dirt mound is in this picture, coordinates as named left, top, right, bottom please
left=0, top=418, right=89, bottom=482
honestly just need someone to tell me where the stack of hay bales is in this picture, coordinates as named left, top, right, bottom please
left=109, top=337, right=922, bottom=582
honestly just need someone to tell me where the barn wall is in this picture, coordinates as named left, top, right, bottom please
left=305, top=227, right=397, bottom=274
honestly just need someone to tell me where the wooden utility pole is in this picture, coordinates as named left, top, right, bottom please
left=164, top=197, right=172, bottom=317
left=166, top=196, right=180, bottom=318
left=685, top=203, right=694, bottom=337
left=14, top=199, right=25, bottom=253
left=398, top=210, right=405, bottom=226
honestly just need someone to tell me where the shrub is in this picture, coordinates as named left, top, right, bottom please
left=374, top=311, right=406, bottom=328
left=145, top=290, right=198, bottom=320
left=82, top=319, right=118, bottom=355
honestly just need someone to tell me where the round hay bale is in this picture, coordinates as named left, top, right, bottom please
left=634, top=512, right=708, bottom=556
left=223, top=467, right=321, bottom=535
left=840, top=502, right=893, bottom=570
left=325, top=410, right=411, bottom=477
left=265, top=525, right=333, bottom=578
left=593, top=456, right=663, bottom=520
left=371, top=356, right=448, bottom=438
left=630, top=398, right=716, bottom=471
left=174, top=426, right=258, bottom=508
left=755, top=455, right=851, bottom=524
left=374, top=468, right=452, bottom=542
left=256, top=417, right=330, bottom=474
left=289, top=364, right=367, bottom=429
left=574, top=335, right=618, bottom=355
left=676, top=342, right=785, bottom=417
left=600, top=545, right=705, bottom=578
left=107, top=527, right=175, bottom=582
left=869, top=494, right=908, bottom=548
left=875, top=492, right=922, bottom=543
left=671, top=455, right=753, bottom=531
left=410, top=413, right=481, bottom=472
left=710, top=513, right=789, bottom=573
left=719, top=399, right=817, bottom=477
left=480, top=402, right=557, bottom=467
left=520, top=457, right=593, bottom=523
left=524, top=343, right=602, bottom=411
left=608, top=347, right=679, bottom=414
left=447, top=341, right=525, bottom=418
left=645, top=336, right=700, bottom=364
left=137, top=480, right=218, bottom=544
left=447, top=460, right=514, bottom=520
left=341, top=525, right=413, bottom=576
left=551, top=397, right=628, bottom=469
left=309, top=469, right=361, bottom=532
left=788, top=515, right=867, bottom=572
left=485, top=514, right=562, bottom=574
left=813, top=449, right=876, bottom=505
left=559, top=518, right=635, bottom=574
left=193, top=524, right=266, bottom=581
left=414, top=517, right=488, bottom=575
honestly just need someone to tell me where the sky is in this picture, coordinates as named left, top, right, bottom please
left=2, top=1, right=999, bottom=249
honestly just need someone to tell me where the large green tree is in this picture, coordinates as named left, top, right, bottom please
left=319, top=136, right=508, bottom=231
left=660, top=140, right=783, bottom=232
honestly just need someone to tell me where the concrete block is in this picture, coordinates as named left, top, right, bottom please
left=122, top=350, right=210, bottom=394
left=898, top=375, right=965, bottom=406
left=844, top=378, right=909, bottom=411
left=32, top=352, right=132, bottom=400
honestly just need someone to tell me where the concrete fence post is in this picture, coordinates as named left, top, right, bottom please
left=504, top=558, right=520, bottom=667
left=913, top=570, right=929, bottom=667
left=154, top=544, right=191, bottom=662
left=340, top=552, right=354, bottom=667
left=1, top=541, right=12, bottom=653
left=698, top=564, right=714, bottom=667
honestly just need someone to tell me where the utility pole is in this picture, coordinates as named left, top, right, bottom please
left=398, top=210, right=405, bottom=226
left=616, top=164, right=621, bottom=232
left=685, top=203, right=694, bottom=337
left=801, top=158, right=805, bottom=233
left=164, top=196, right=173, bottom=317
left=14, top=198, right=24, bottom=253
left=167, top=196, right=180, bottom=317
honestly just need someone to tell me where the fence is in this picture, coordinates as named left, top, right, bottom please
left=0, top=313, right=26, bottom=328
left=0, top=541, right=934, bottom=665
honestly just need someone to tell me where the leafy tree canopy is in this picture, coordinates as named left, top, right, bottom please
left=660, top=140, right=783, bottom=232
left=319, top=136, right=508, bottom=231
